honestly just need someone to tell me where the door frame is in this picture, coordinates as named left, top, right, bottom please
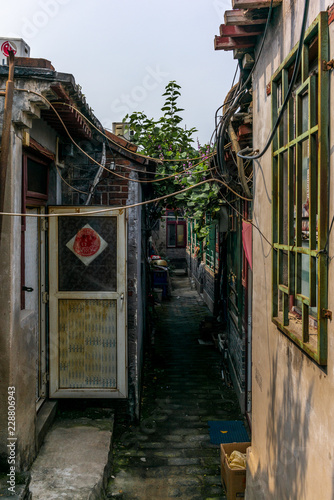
left=48, top=206, right=128, bottom=398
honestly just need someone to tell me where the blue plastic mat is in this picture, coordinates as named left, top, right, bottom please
left=208, top=420, right=249, bottom=445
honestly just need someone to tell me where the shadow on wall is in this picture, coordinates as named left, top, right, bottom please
left=248, top=348, right=314, bottom=500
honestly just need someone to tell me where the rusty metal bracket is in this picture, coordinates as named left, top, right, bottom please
left=322, top=309, right=332, bottom=320
left=322, top=59, right=334, bottom=71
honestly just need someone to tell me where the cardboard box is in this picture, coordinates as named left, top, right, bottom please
left=220, top=442, right=250, bottom=500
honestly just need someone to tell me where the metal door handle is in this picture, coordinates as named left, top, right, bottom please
left=22, top=286, right=34, bottom=292
left=120, top=293, right=124, bottom=301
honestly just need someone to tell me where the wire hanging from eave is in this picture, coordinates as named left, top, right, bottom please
left=237, top=0, right=310, bottom=161
left=0, top=176, right=252, bottom=219
left=214, top=0, right=276, bottom=185
left=14, top=88, right=218, bottom=186
left=47, top=101, right=213, bottom=164
left=212, top=0, right=274, bottom=134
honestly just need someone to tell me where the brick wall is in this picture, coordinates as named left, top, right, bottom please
left=62, top=153, right=131, bottom=206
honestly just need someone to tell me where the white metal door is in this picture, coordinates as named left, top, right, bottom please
left=49, top=206, right=127, bottom=398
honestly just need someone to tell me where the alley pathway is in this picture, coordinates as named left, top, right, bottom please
left=107, top=273, right=244, bottom=499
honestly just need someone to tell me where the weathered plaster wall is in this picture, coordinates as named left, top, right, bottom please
left=30, top=118, right=57, bottom=153
left=0, top=124, right=37, bottom=471
left=151, top=218, right=187, bottom=263
left=186, top=251, right=217, bottom=313
left=246, top=2, right=334, bottom=499
left=127, top=173, right=144, bottom=421
left=0, top=129, right=16, bottom=470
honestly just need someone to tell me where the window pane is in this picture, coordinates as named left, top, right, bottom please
left=166, top=210, right=175, bottom=221
left=27, top=158, right=48, bottom=194
left=282, top=152, right=289, bottom=245
left=282, top=108, right=288, bottom=145
left=301, top=91, right=309, bottom=134
left=167, top=224, right=176, bottom=247
left=301, top=140, right=309, bottom=246
left=176, top=224, right=185, bottom=247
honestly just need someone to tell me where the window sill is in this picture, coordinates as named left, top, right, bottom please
left=272, top=314, right=325, bottom=365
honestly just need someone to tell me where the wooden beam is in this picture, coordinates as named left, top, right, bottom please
left=232, top=0, right=281, bottom=8
left=224, top=9, right=267, bottom=25
left=220, top=24, right=264, bottom=37
left=214, top=35, right=256, bottom=51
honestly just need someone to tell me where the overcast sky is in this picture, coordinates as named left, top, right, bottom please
left=0, top=0, right=235, bottom=145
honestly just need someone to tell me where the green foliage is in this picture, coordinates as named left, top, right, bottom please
left=124, top=81, right=221, bottom=238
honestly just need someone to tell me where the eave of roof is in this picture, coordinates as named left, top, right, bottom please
left=0, top=58, right=156, bottom=169
left=214, top=1, right=282, bottom=55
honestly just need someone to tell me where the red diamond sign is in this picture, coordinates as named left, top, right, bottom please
left=66, top=224, right=108, bottom=266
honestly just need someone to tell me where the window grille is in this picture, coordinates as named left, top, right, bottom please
left=271, top=12, right=329, bottom=364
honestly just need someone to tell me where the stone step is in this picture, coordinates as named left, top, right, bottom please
left=29, top=414, right=114, bottom=500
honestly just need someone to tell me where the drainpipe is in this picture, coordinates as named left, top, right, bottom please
left=0, top=51, right=15, bottom=239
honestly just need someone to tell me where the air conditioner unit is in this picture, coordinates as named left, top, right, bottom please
left=0, top=38, right=30, bottom=65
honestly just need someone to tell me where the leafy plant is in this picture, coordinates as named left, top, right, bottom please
left=124, top=81, right=221, bottom=239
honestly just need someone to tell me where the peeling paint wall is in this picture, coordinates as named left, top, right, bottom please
left=0, top=70, right=150, bottom=473
left=246, top=2, right=334, bottom=499
left=0, top=121, right=37, bottom=470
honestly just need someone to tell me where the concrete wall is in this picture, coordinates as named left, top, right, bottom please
left=127, top=174, right=144, bottom=421
left=202, top=266, right=216, bottom=313
left=0, top=79, right=64, bottom=471
left=246, top=2, right=334, bottom=499
left=0, top=121, right=37, bottom=470
left=186, top=250, right=217, bottom=313
left=152, top=218, right=187, bottom=264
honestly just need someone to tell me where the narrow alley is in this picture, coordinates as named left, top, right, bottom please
left=107, top=272, right=246, bottom=500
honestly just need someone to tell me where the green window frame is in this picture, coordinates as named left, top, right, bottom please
left=271, top=11, right=329, bottom=365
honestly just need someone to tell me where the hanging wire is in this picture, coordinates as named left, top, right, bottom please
left=0, top=176, right=252, bottom=219
left=13, top=88, right=217, bottom=186
left=237, top=0, right=310, bottom=160
left=212, top=0, right=276, bottom=181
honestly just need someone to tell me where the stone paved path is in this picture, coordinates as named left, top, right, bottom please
left=107, top=274, right=244, bottom=499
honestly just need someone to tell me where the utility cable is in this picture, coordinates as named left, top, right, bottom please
left=55, top=164, right=88, bottom=195
left=213, top=0, right=275, bottom=181
left=13, top=88, right=216, bottom=185
left=0, top=176, right=252, bottom=219
left=11, top=87, right=214, bottom=166
left=221, top=193, right=273, bottom=249
left=237, top=0, right=310, bottom=161
left=46, top=100, right=212, bottom=164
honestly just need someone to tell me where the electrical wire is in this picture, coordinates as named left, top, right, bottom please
left=0, top=175, right=252, bottom=219
left=48, top=100, right=213, bottom=164
left=55, top=164, right=88, bottom=195
left=317, top=214, right=334, bottom=258
left=237, top=0, right=310, bottom=160
left=10, top=87, right=216, bottom=168
left=213, top=0, right=276, bottom=181
left=14, top=88, right=217, bottom=186
left=221, top=193, right=273, bottom=249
